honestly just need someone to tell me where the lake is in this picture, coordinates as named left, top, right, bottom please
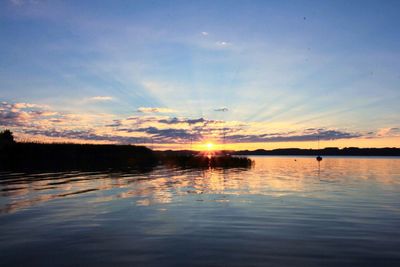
left=1, top=156, right=400, bottom=266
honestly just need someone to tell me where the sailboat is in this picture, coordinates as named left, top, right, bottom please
left=316, top=135, right=323, bottom=161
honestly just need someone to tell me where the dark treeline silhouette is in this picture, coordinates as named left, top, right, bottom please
left=0, top=129, right=15, bottom=147
left=1, top=142, right=158, bottom=172
left=233, top=147, right=400, bottom=156
left=0, top=130, right=252, bottom=172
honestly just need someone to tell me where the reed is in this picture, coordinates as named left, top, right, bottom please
left=0, top=141, right=252, bottom=171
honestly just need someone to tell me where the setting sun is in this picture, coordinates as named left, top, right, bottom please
left=206, top=142, right=214, bottom=150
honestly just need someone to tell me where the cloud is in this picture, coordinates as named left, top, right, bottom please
left=214, top=107, right=229, bottom=112
left=87, top=96, right=114, bottom=102
left=201, top=31, right=209, bottom=36
left=225, top=129, right=361, bottom=143
left=158, top=117, right=207, bottom=125
left=376, top=127, right=400, bottom=137
left=105, top=119, right=122, bottom=127
left=23, top=129, right=147, bottom=144
left=10, top=0, right=23, bottom=6
left=118, top=127, right=202, bottom=144
left=113, top=126, right=360, bottom=144
left=9, top=0, right=39, bottom=6
left=137, top=107, right=176, bottom=113
left=0, top=102, right=57, bottom=127
left=216, top=41, right=231, bottom=47
left=13, top=102, right=48, bottom=109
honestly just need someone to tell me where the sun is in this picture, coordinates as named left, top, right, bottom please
left=206, top=142, right=214, bottom=150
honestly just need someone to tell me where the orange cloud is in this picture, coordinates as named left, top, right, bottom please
left=2, top=101, right=399, bottom=150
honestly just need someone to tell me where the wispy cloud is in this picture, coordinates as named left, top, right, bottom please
left=376, top=127, right=400, bottom=137
left=9, top=0, right=40, bottom=7
left=137, top=107, right=176, bottom=113
left=158, top=117, right=208, bottom=125
left=22, top=128, right=147, bottom=144
left=201, top=31, right=209, bottom=36
left=87, top=96, right=114, bottom=102
left=214, top=107, right=229, bottom=112
left=215, top=41, right=231, bottom=47
left=13, top=102, right=48, bottom=109
left=10, top=0, right=24, bottom=6
left=0, top=102, right=57, bottom=127
left=226, top=129, right=361, bottom=143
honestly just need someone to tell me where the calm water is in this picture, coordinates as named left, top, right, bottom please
left=1, top=156, right=400, bottom=266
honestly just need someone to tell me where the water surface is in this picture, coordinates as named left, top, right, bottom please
left=1, top=156, right=400, bottom=266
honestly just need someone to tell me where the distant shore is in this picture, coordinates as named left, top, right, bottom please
left=232, top=147, right=400, bottom=156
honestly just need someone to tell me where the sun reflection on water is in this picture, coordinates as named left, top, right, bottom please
left=0, top=157, right=399, bottom=214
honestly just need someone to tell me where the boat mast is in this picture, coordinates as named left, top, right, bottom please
left=316, top=133, right=322, bottom=161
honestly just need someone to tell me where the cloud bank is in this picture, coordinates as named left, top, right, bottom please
left=2, top=101, right=387, bottom=147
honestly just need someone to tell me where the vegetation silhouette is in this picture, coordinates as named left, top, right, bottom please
left=1, top=142, right=158, bottom=172
left=0, top=130, right=252, bottom=172
left=0, top=129, right=15, bottom=147
left=159, top=153, right=252, bottom=169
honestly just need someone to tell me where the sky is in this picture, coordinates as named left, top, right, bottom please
left=1, top=0, right=400, bottom=150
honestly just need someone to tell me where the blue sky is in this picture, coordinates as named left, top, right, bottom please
left=1, top=0, right=400, bottom=149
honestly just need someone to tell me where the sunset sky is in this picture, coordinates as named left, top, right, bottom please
left=1, top=0, right=399, bottom=150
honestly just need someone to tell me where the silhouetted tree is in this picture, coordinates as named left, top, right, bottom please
left=0, top=129, right=15, bottom=146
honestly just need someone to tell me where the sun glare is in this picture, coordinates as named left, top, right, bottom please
left=206, top=142, right=214, bottom=150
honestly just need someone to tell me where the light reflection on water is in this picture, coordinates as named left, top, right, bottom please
left=1, top=156, right=400, bottom=266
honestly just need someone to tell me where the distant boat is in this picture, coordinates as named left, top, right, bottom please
left=316, top=135, right=323, bottom=161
